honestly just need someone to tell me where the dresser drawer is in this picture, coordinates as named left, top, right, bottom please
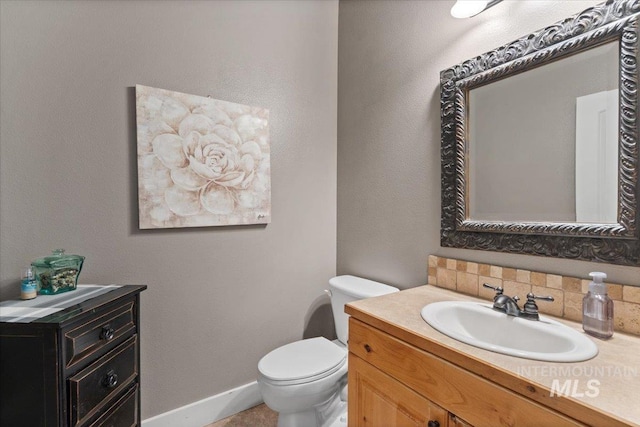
left=69, top=335, right=138, bottom=427
left=87, top=383, right=138, bottom=427
left=64, top=300, right=136, bottom=369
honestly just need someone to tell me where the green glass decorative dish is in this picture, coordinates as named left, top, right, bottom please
left=31, top=249, right=85, bottom=294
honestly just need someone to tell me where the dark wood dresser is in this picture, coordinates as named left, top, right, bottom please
left=0, top=284, right=146, bottom=427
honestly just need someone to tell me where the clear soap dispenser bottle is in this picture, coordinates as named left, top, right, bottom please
left=582, top=272, right=614, bottom=339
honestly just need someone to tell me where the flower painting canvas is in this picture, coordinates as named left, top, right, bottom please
left=136, top=85, right=270, bottom=228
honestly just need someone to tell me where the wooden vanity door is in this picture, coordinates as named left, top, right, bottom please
left=349, top=354, right=448, bottom=427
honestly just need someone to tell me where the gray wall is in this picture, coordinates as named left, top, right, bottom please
left=470, top=42, right=619, bottom=222
left=0, top=0, right=338, bottom=419
left=337, top=0, right=640, bottom=288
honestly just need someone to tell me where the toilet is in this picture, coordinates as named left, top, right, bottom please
left=257, top=275, right=399, bottom=427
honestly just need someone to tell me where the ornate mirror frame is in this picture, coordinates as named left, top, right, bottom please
left=440, top=0, right=640, bottom=265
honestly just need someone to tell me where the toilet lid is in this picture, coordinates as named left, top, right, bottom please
left=258, top=337, right=346, bottom=383
left=329, top=275, right=399, bottom=298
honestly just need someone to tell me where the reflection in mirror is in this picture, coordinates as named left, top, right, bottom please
left=468, top=42, right=619, bottom=223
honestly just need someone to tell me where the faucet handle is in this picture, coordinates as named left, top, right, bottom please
left=482, top=283, right=504, bottom=295
left=523, top=292, right=554, bottom=315
left=527, top=292, right=554, bottom=302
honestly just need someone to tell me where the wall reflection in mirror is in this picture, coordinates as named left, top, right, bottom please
left=468, top=42, right=619, bottom=224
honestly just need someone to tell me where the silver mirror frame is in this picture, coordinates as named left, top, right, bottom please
left=441, top=0, right=640, bottom=265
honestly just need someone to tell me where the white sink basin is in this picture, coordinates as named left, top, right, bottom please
left=421, top=301, right=598, bottom=362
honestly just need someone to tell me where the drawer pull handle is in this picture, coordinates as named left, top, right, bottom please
left=364, top=344, right=372, bottom=353
left=427, top=421, right=440, bottom=427
left=100, top=325, right=115, bottom=341
left=103, top=370, right=119, bottom=389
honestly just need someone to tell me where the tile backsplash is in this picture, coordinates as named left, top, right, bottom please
left=428, top=255, right=640, bottom=337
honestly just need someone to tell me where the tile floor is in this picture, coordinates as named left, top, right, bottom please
left=205, top=404, right=277, bottom=427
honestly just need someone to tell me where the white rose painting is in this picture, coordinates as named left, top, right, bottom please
left=136, top=85, right=270, bottom=228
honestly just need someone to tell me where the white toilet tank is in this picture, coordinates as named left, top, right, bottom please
left=328, top=275, right=399, bottom=345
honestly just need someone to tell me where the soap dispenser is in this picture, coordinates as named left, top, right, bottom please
left=582, top=272, right=614, bottom=339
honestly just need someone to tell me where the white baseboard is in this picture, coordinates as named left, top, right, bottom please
left=142, top=381, right=263, bottom=427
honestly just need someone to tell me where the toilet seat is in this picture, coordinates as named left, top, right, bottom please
left=258, top=337, right=347, bottom=386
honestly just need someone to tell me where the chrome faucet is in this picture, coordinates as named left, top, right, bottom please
left=493, top=293, right=521, bottom=316
left=483, top=284, right=554, bottom=321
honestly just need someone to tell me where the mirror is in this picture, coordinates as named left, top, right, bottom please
left=440, top=0, right=640, bottom=265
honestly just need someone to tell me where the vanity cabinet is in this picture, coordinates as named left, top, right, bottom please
left=0, top=285, right=146, bottom=427
left=348, top=318, right=582, bottom=427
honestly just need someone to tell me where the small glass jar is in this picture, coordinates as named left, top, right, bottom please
left=20, top=266, right=37, bottom=300
left=31, top=249, right=85, bottom=295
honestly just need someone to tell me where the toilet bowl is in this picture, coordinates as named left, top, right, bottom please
left=258, top=337, right=347, bottom=427
left=257, top=275, right=399, bottom=427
